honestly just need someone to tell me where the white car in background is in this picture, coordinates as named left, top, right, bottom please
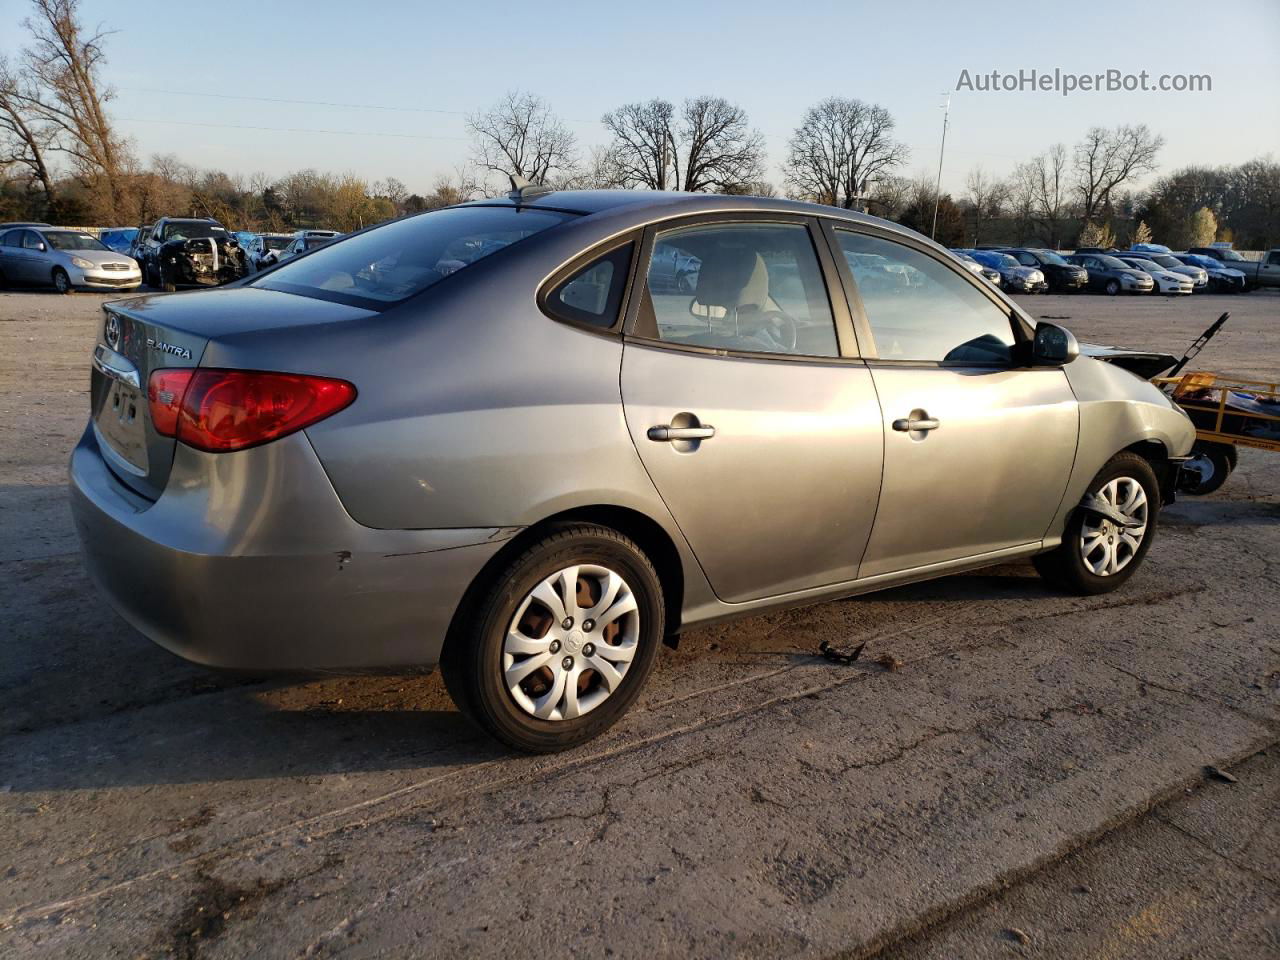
left=1128, top=251, right=1208, bottom=291
left=244, top=233, right=294, bottom=271
left=1117, top=256, right=1194, bottom=295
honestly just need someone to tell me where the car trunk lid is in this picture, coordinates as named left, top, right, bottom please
left=89, top=288, right=377, bottom=500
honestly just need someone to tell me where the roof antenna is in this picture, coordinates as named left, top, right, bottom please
left=508, top=174, right=555, bottom=203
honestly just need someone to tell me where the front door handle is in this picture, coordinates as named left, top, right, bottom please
left=648, top=424, right=716, bottom=442
left=892, top=416, right=940, bottom=432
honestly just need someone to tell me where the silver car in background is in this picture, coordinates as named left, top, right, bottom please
left=70, top=190, right=1195, bottom=752
left=0, top=226, right=141, bottom=293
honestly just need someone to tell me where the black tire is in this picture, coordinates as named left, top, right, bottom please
left=1105, top=278, right=1121, bottom=296
left=1034, top=451, right=1160, bottom=596
left=1177, top=441, right=1237, bottom=496
left=52, top=268, right=72, bottom=295
left=441, top=522, right=664, bottom=753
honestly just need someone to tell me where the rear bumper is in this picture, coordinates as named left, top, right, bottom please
left=69, top=426, right=513, bottom=672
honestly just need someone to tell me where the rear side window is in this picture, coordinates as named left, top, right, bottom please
left=544, top=243, right=633, bottom=329
left=254, top=206, right=574, bottom=307
left=835, top=230, right=1015, bottom=364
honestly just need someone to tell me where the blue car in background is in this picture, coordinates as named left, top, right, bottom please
left=97, top=227, right=138, bottom=254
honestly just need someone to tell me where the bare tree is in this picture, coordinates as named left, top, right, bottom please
left=10, top=0, right=132, bottom=221
left=467, top=91, right=577, bottom=187
left=784, top=97, right=908, bottom=209
left=1012, top=143, right=1071, bottom=247
left=601, top=99, right=677, bottom=189
left=964, top=166, right=1009, bottom=244
left=1073, top=124, right=1163, bottom=223
left=601, top=96, right=765, bottom=193
left=0, top=55, right=58, bottom=213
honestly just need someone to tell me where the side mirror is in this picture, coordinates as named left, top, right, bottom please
left=36, top=242, right=47, bottom=252
left=1032, top=322, right=1079, bottom=366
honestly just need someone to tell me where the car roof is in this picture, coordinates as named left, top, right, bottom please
left=459, top=189, right=930, bottom=246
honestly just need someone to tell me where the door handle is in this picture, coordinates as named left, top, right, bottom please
left=648, top=424, right=716, bottom=442
left=892, top=416, right=939, bottom=432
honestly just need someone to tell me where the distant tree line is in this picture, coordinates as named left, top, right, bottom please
left=1, top=0, right=1276, bottom=250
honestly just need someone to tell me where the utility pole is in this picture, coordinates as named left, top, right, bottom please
left=930, top=92, right=951, bottom=240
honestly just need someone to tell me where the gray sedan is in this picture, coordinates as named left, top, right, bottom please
left=70, top=190, right=1195, bottom=752
left=0, top=226, right=141, bottom=293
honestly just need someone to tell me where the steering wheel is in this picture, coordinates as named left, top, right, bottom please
left=758, top=310, right=798, bottom=353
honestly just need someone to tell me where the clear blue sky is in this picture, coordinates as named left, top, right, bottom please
left=3, top=0, right=1278, bottom=195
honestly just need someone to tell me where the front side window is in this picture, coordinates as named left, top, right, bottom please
left=254, top=205, right=574, bottom=307
left=835, top=230, right=1015, bottom=364
left=22, top=231, right=44, bottom=250
left=635, top=221, right=839, bottom=358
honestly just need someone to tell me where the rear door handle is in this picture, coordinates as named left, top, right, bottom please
left=892, top=416, right=939, bottom=432
left=648, top=425, right=716, bottom=442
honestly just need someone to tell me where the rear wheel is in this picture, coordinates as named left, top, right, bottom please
left=1177, top=441, right=1237, bottom=496
left=52, top=268, right=72, bottom=295
left=1034, top=452, right=1159, bottom=595
left=441, top=523, right=664, bottom=752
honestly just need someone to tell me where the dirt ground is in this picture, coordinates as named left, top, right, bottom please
left=1, top=287, right=1277, bottom=958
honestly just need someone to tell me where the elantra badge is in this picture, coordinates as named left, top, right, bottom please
left=147, top=337, right=192, bottom=360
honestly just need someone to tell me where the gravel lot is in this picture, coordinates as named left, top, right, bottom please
left=1, top=287, right=1277, bottom=958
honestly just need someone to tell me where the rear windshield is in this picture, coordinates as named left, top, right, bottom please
left=252, top=205, right=574, bottom=306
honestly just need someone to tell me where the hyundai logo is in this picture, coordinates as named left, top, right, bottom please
left=104, top=313, right=121, bottom=350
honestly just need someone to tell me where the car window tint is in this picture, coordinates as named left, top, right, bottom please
left=1268, top=252, right=1280, bottom=265
left=637, top=222, right=838, bottom=358
left=1016, top=252, right=1036, bottom=266
left=835, top=230, right=1014, bottom=364
left=547, top=243, right=632, bottom=329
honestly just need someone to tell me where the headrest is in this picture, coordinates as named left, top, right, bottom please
left=694, top=246, right=769, bottom=311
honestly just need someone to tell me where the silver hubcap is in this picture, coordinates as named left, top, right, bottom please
left=503, top=564, right=640, bottom=721
left=1080, top=477, right=1148, bottom=576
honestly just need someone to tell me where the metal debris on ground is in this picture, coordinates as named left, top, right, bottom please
left=818, top=639, right=866, bottom=664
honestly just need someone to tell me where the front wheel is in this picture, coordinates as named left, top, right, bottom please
left=1105, top=279, right=1121, bottom=296
left=441, top=523, right=664, bottom=752
left=1034, top=452, right=1159, bottom=595
left=52, top=268, right=72, bottom=294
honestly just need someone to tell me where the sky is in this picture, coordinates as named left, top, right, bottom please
left=2, top=0, right=1278, bottom=196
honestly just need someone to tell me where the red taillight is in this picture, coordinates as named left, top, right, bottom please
left=147, top=368, right=195, bottom=438
left=146, top=368, right=356, bottom=452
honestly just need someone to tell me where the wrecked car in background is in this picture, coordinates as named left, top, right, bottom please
left=136, top=217, right=248, bottom=291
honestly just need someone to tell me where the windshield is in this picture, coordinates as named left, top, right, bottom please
left=1033, top=249, right=1068, bottom=266
left=162, top=221, right=228, bottom=242
left=43, top=231, right=109, bottom=252
left=1130, top=259, right=1162, bottom=271
left=1213, top=248, right=1245, bottom=261
left=253, top=205, right=575, bottom=307
left=264, top=235, right=291, bottom=251
left=1150, top=255, right=1182, bottom=268
left=1181, top=255, right=1215, bottom=269
left=979, top=252, right=1018, bottom=269
left=1096, top=255, right=1128, bottom=269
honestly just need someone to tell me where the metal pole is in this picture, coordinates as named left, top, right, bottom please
left=930, top=93, right=950, bottom=240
